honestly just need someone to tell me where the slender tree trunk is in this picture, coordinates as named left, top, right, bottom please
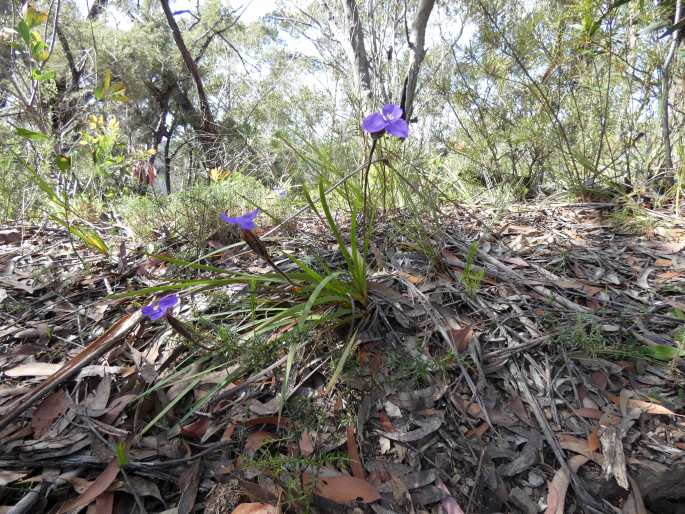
left=149, top=109, right=168, bottom=163
left=403, top=0, right=435, bottom=120
left=660, top=0, right=682, bottom=173
left=159, top=0, right=221, bottom=171
left=341, top=0, right=373, bottom=101
left=321, top=0, right=373, bottom=105
left=325, top=0, right=434, bottom=117
left=660, top=69, right=673, bottom=171
left=164, top=123, right=176, bottom=195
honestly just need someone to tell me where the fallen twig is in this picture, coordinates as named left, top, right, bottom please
left=0, top=311, right=142, bottom=432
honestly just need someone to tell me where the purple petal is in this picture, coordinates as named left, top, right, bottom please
left=158, top=293, right=179, bottom=309
left=382, top=104, right=403, bottom=121
left=220, top=212, right=235, bottom=224
left=362, top=112, right=386, bottom=133
left=141, top=304, right=157, bottom=317
left=386, top=118, right=409, bottom=138
left=220, top=212, right=246, bottom=224
left=238, top=209, right=259, bottom=230
left=142, top=304, right=165, bottom=320
left=220, top=209, right=260, bottom=230
left=244, top=208, right=260, bottom=221
left=148, top=308, right=166, bottom=320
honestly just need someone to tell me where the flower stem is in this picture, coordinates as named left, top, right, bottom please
left=362, top=137, right=378, bottom=230
left=241, top=230, right=296, bottom=286
left=166, top=314, right=211, bottom=349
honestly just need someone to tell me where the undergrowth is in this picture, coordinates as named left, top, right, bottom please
left=608, top=201, right=658, bottom=235
left=117, top=172, right=300, bottom=250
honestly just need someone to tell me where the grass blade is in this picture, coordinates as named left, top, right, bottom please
left=325, top=326, right=359, bottom=396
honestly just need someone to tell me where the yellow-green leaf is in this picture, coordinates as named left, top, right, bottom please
left=16, top=127, right=49, bottom=141
left=25, top=5, right=48, bottom=29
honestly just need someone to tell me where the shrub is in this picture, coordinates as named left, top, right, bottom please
left=117, top=172, right=298, bottom=252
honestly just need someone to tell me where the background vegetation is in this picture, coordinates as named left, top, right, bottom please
left=1, top=0, right=683, bottom=234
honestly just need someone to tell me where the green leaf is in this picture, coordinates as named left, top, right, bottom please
left=32, top=68, right=56, bottom=81
left=588, top=0, right=634, bottom=38
left=641, top=344, right=683, bottom=361
left=139, top=376, right=201, bottom=437
left=318, top=179, right=353, bottom=269
left=326, top=326, right=360, bottom=395
left=30, top=32, right=48, bottom=61
left=25, top=5, right=48, bottom=28
left=170, top=366, right=243, bottom=433
left=115, top=441, right=128, bottom=466
left=152, top=254, right=232, bottom=274
left=299, top=272, right=343, bottom=333
left=136, top=355, right=213, bottom=399
left=68, top=225, right=109, bottom=255
left=671, top=308, right=685, bottom=321
left=300, top=183, right=323, bottom=220
left=23, top=164, right=64, bottom=207
left=573, top=151, right=596, bottom=172
left=280, top=341, right=298, bottom=417
left=17, top=20, right=31, bottom=45
left=31, top=42, right=49, bottom=62
left=55, top=154, right=71, bottom=171
left=93, top=70, right=128, bottom=102
left=103, top=69, right=112, bottom=89
left=110, top=82, right=129, bottom=102
left=15, top=127, right=49, bottom=141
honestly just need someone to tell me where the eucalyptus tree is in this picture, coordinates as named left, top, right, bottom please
left=275, top=0, right=436, bottom=121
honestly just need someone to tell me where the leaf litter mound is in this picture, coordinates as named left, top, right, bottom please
left=1, top=203, right=685, bottom=514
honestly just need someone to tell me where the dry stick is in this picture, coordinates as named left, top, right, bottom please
left=212, top=353, right=289, bottom=406
left=510, top=360, right=609, bottom=514
left=131, top=440, right=233, bottom=469
left=465, top=446, right=486, bottom=514
left=445, top=234, right=593, bottom=316
left=241, top=229, right=295, bottom=285
left=7, top=482, right=48, bottom=514
left=165, top=314, right=212, bottom=350
left=0, top=311, right=142, bottom=432
left=82, top=417, right=148, bottom=514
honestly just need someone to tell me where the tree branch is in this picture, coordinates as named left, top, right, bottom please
left=159, top=0, right=220, bottom=170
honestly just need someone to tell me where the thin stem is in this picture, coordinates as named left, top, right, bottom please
left=362, top=137, right=378, bottom=230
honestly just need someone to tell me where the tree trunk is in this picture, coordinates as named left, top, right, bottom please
left=321, top=0, right=373, bottom=105
left=324, top=0, right=435, bottom=118
left=341, top=0, right=373, bottom=101
left=660, top=0, right=683, bottom=174
left=403, top=0, right=435, bottom=120
left=159, top=0, right=221, bottom=171
left=164, top=123, right=176, bottom=194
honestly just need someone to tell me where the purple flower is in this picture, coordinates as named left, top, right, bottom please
left=362, top=104, right=409, bottom=138
left=220, top=208, right=260, bottom=231
left=142, top=293, right=179, bottom=320
left=273, top=187, right=287, bottom=200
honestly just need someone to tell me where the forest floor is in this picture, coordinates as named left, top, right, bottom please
left=1, top=202, right=685, bottom=514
